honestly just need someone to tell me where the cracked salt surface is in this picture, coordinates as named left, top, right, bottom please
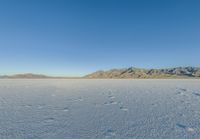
left=0, top=79, right=200, bottom=139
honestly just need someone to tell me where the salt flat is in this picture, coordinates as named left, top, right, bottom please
left=0, top=79, right=200, bottom=139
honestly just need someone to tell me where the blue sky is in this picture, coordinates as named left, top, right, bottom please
left=0, top=0, right=200, bottom=76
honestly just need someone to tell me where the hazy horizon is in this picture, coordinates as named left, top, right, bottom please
left=1, top=0, right=200, bottom=76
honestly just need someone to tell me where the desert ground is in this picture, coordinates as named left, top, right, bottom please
left=0, top=79, right=200, bottom=139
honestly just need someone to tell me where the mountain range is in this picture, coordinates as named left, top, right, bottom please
left=0, top=67, right=200, bottom=79
left=85, top=67, right=200, bottom=79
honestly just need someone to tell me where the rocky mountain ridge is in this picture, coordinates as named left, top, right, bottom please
left=85, top=67, right=200, bottom=78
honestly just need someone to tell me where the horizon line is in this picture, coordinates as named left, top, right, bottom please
left=1, top=66, right=200, bottom=77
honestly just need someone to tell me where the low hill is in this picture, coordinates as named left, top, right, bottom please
left=0, top=73, right=50, bottom=79
left=85, top=67, right=200, bottom=79
left=0, top=73, right=81, bottom=79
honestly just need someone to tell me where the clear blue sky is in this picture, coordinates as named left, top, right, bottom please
left=0, top=0, right=200, bottom=76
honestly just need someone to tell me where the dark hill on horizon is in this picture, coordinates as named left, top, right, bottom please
left=85, top=67, right=200, bottom=79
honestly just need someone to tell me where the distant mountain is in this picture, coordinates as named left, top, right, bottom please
left=0, top=73, right=81, bottom=79
left=0, top=73, right=50, bottom=79
left=1, top=67, right=200, bottom=79
left=85, top=67, right=200, bottom=79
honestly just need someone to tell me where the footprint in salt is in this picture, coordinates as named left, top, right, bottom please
left=103, top=129, right=116, bottom=139
left=43, top=117, right=55, bottom=123
left=109, top=100, right=118, bottom=105
left=120, top=106, right=128, bottom=111
left=193, top=92, right=200, bottom=97
left=176, top=123, right=195, bottom=133
left=63, top=107, right=69, bottom=112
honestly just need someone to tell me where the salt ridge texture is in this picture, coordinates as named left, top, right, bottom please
left=0, top=79, right=200, bottom=139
